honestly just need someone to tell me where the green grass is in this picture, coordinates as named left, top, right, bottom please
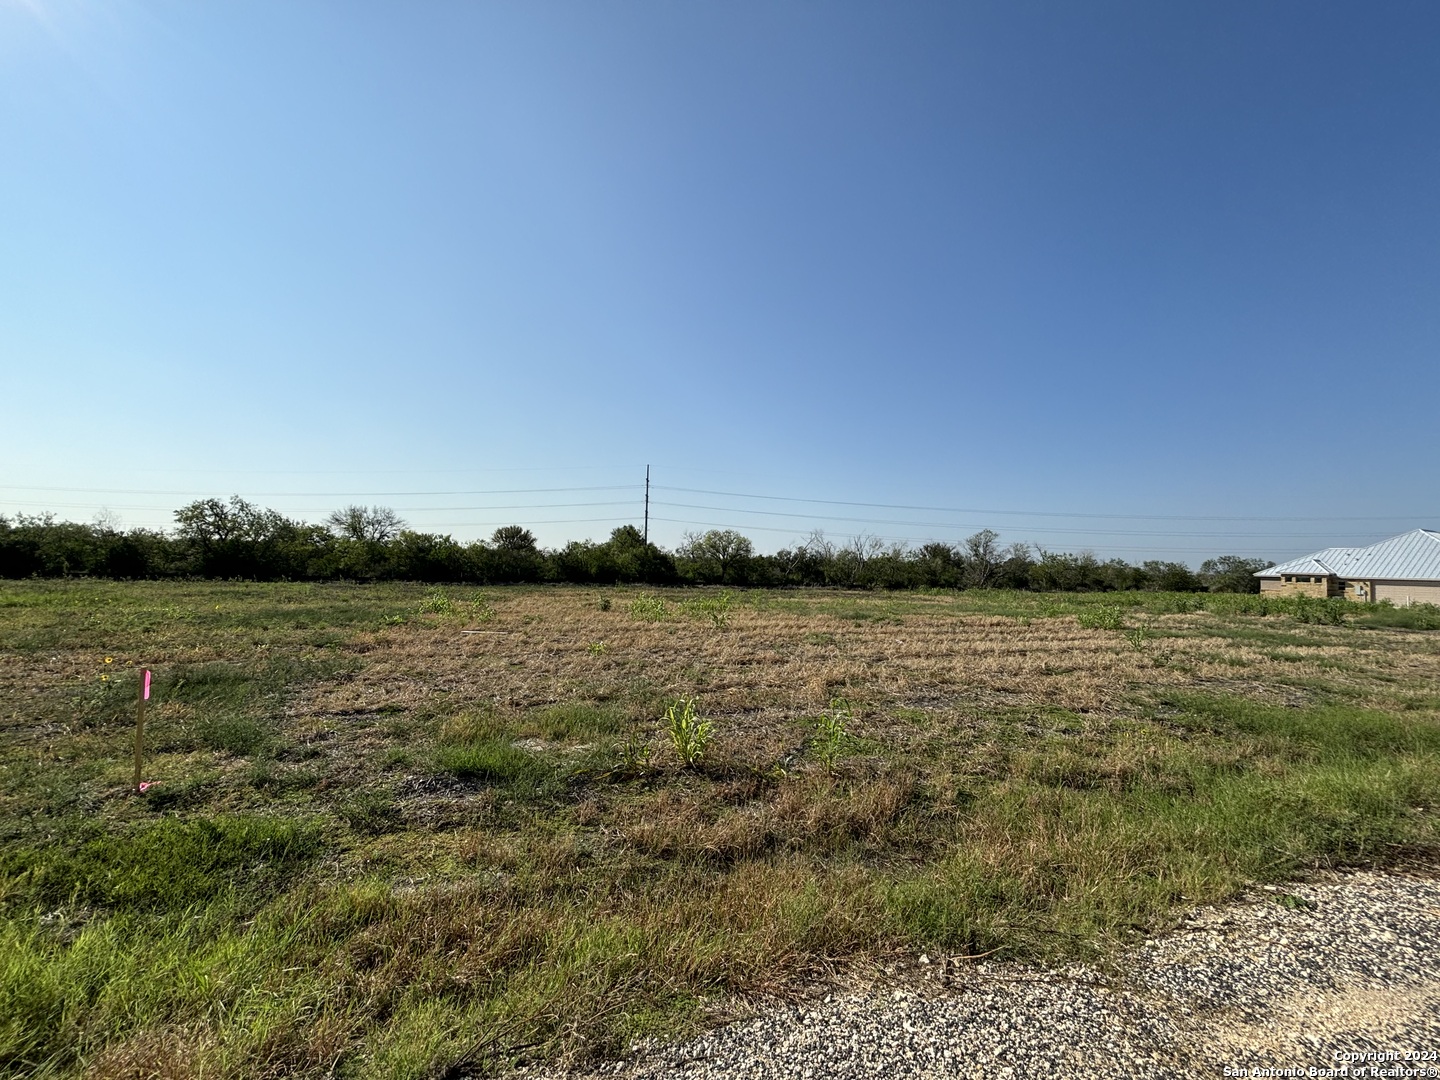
left=1353, top=601, right=1440, bottom=631
left=2, top=816, right=321, bottom=914
left=1, top=579, right=1437, bottom=1079
left=433, top=738, right=555, bottom=792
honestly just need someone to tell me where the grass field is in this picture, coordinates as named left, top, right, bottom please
left=2, top=580, right=1438, bottom=1078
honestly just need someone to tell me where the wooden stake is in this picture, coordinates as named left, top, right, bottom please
left=134, top=669, right=150, bottom=794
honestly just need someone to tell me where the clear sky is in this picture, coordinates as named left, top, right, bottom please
left=3, top=1, right=1437, bottom=564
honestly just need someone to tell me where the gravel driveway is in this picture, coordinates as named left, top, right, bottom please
left=516, top=867, right=1440, bottom=1080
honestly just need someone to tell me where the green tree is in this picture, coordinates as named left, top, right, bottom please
left=491, top=525, right=538, bottom=552
left=1200, top=555, right=1272, bottom=594
left=678, top=529, right=754, bottom=585
left=326, top=505, right=406, bottom=542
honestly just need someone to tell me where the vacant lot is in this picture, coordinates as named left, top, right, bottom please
left=2, top=581, right=1437, bottom=1079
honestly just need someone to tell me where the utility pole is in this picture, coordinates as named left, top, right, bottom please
left=643, top=465, right=650, bottom=544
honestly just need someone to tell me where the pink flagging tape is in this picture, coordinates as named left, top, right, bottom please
left=143, top=669, right=151, bottom=700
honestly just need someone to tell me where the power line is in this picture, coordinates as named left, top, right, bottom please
left=0, top=484, right=637, bottom=498
left=4, top=480, right=1427, bottom=526
left=654, top=486, right=1428, bottom=524
left=648, top=518, right=1282, bottom=556
left=0, top=499, right=638, bottom=514
left=650, top=500, right=1379, bottom=541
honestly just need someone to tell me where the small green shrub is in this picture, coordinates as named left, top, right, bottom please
left=665, top=698, right=713, bottom=768
left=598, top=595, right=612, bottom=612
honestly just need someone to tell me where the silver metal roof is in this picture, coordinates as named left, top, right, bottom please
left=1261, top=547, right=1364, bottom=577
left=1255, top=530, right=1440, bottom=581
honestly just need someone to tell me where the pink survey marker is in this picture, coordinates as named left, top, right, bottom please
left=143, top=669, right=151, bottom=700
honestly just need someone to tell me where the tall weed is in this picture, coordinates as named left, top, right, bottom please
left=665, top=699, right=713, bottom=768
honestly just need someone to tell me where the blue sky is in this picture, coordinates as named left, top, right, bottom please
left=3, top=1, right=1437, bottom=564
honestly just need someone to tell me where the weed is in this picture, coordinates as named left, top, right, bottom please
left=811, top=698, right=856, bottom=773
left=1162, top=594, right=1205, bottom=614
left=684, top=591, right=734, bottom=629
left=629, top=594, right=668, bottom=621
left=418, top=589, right=456, bottom=616
left=598, top=595, right=612, bottom=612
left=614, top=732, right=653, bottom=776
left=1288, top=594, right=1349, bottom=626
left=588, top=641, right=609, bottom=656
left=1076, top=605, right=1124, bottom=631
left=470, top=597, right=497, bottom=623
left=1123, top=626, right=1149, bottom=651
left=665, top=699, right=713, bottom=768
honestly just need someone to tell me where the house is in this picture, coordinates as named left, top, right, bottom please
left=1255, top=529, right=1440, bottom=605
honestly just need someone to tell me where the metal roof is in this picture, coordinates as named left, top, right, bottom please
left=1260, top=547, right=1365, bottom=577
left=1255, top=530, right=1440, bottom=581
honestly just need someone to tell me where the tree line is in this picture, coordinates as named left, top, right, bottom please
left=0, top=498, right=1271, bottom=592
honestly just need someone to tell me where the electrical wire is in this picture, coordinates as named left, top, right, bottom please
left=649, top=501, right=1378, bottom=541
left=653, top=486, right=1427, bottom=524
left=647, top=518, right=1286, bottom=556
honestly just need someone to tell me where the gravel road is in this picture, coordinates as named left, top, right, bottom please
left=515, top=867, right=1440, bottom=1080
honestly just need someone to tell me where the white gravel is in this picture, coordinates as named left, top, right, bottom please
left=514, top=867, right=1440, bottom=1080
